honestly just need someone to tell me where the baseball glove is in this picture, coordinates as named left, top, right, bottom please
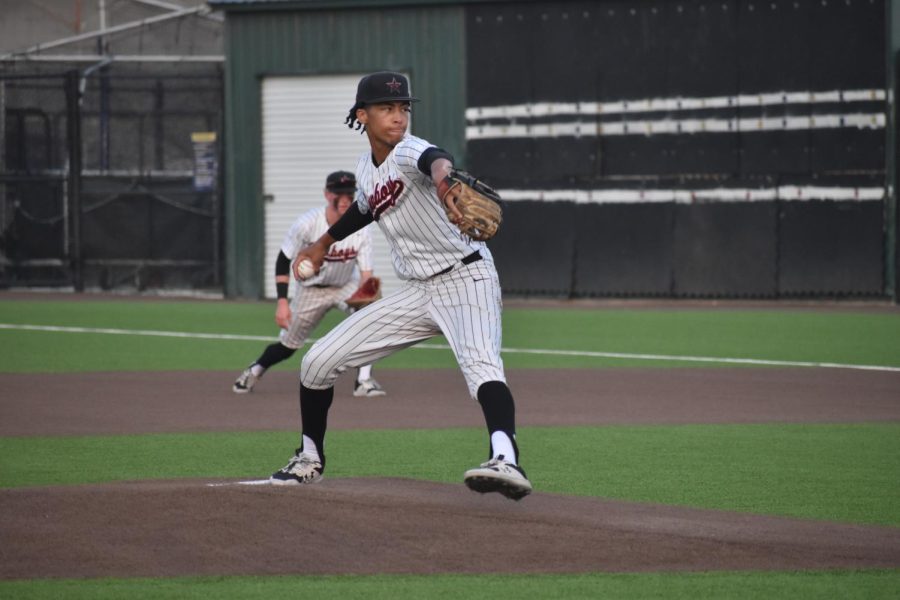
left=439, top=169, right=503, bottom=241
left=345, top=277, right=382, bottom=309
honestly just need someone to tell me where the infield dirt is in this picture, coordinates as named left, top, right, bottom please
left=2, top=367, right=899, bottom=436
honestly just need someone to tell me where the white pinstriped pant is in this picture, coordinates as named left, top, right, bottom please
left=280, top=279, right=360, bottom=350
left=300, top=258, right=506, bottom=398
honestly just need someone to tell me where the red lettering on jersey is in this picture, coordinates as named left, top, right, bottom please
left=368, top=178, right=405, bottom=220
left=323, top=247, right=359, bottom=263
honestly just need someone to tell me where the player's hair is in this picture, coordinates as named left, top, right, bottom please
left=345, top=102, right=366, bottom=133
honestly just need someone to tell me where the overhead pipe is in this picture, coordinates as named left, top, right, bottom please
left=1, top=6, right=209, bottom=59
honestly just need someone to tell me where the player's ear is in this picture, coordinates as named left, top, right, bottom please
left=356, top=106, right=368, bottom=124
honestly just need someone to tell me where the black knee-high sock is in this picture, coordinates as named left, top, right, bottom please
left=299, top=384, right=334, bottom=466
left=256, top=342, right=296, bottom=369
left=477, top=381, right=519, bottom=462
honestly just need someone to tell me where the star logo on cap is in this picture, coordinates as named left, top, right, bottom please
left=385, top=77, right=402, bottom=94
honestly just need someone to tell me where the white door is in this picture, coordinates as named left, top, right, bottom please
left=260, top=74, right=404, bottom=298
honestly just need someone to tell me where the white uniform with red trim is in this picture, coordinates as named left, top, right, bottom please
left=279, top=206, right=372, bottom=350
left=300, top=135, right=506, bottom=397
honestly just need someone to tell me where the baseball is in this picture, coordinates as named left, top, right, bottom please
left=296, top=258, right=316, bottom=280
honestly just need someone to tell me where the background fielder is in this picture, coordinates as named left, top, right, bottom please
left=269, top=71, right=532, bottom=500
left=233, top=170, right=386, bottom=398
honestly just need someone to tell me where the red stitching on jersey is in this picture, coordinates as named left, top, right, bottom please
left=369, top=178, right=405, bottom=220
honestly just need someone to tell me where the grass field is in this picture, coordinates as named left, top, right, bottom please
left=1, top=298, right=899, bottom=372
left=2, top=569, right=899, bottom=600
left=1, top=295, right=898, bottom=598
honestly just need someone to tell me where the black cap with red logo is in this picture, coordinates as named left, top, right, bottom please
left=326, top=171, right=356, bottom=194
left=355, top=71, right=420, bottom=106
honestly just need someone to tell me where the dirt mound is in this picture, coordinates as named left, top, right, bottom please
left=3, top=477, right=899, bottom=579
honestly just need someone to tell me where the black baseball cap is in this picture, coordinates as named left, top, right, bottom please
left=326, top=171, right=356, bottom=193
left=355, top=71, right=420, bottom=105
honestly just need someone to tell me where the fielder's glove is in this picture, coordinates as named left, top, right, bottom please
left=345, top=277, right=382, bottom=309
left=438, top=169, right=503, bottom=242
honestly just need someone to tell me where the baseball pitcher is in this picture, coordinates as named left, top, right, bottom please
left=268, top=72, right=530, bottom=500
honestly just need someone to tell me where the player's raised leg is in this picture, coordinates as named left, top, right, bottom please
left=428, top=260, right=532, bottom=500
left=462, top=381, right=533, bottom=500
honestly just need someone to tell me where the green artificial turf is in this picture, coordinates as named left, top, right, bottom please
left=0, top=298, right=276, bottom=335
left=3, top=423, right=898, bottom=526
left=1, top=569, right=898, bottom=599
left=503, top=307, right=900, bottom=367
left=1, top=298, right=898, bottom=372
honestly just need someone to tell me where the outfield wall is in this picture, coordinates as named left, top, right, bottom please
left=468, top=0, right=886, bottom=297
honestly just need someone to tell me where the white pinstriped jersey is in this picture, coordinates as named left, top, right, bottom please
left=354, top=134, right=490, bottom=280
left=281, top=206, right=372, bottom=288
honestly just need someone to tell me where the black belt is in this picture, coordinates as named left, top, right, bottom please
left=433, top=251, right=482, bottom=277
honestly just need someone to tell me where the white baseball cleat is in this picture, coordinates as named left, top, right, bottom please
left=464, top=455, right=533, bottom=500
left=233, top=366, right=259, bottom=394
left=269, top=451, right=324, bottom=485
left=353, top=377, right=387, bottom=397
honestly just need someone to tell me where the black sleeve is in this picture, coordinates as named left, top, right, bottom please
left=275, top=250, right=291, bottom=276
left=328, top=202, right=375, bottom=240
left=417, top=146, right=454, bottom=176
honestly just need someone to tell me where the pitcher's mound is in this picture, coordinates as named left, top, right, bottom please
left=3, top=477, right=900, bottom=579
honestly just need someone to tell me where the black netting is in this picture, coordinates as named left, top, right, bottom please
left=1, top=66, right=223, bottom=292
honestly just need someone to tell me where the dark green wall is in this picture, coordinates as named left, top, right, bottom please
left=222, top=6, right=465, bottom=298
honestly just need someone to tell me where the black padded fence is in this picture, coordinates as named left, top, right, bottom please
left=468, top=0, right=887, bottom=298
left=489, top=196, right=884, bottom=299
left=672, top=203, right=778, bottom=298
left=573, top=203, right=675, bottom=296
left=489, top=200, right=577, bottom=295
left=79, top=177, right=220, bottom=290
left=778, top=200, right=884, bottom=296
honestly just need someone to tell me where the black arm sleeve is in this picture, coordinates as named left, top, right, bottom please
left=275, top=250, right=290, bottom=276
left=275, top=251, right=290, bottom=299
left=417, top=146, right=454, bottom=176
left=328, top=202, right=375, bottom=240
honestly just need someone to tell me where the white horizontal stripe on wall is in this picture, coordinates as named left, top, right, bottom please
left=497, top=186, right=885, bottom=204
left=465, top=89, right=886, bottom=121
left=466, top=113, right=885, bottom=140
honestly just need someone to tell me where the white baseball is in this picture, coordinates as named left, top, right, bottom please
left=296, top=258, right=316, bottom=280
